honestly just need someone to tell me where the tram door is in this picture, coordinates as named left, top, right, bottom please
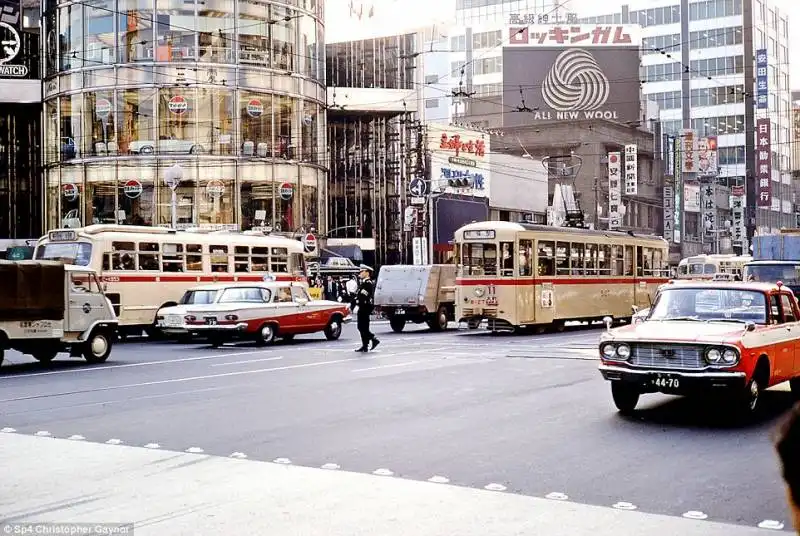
left=499, top=241, right=518, bottom=323
left=633, top=246, right=651, bottom=310
left=516, top=239, right=536, bottom=324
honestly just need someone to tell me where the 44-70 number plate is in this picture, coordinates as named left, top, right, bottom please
left=650, top=375, right=680, bottom=389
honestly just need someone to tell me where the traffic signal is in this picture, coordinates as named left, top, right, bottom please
left=448, top=177, right=473, bottom=188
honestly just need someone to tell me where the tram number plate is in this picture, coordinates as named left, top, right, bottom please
left=204, top=317, right=218, bottom=325
left=650, top=375, right=680, bottom=389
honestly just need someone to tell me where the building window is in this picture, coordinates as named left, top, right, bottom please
left=471, top=30, right=501, bottom=49
left=689, top=0, right=742, bottom=20
left=689, top=27, right=742, bottom=50
left=643, top=62, right=682, bottom=82
left=642, top=33, right=681, bottom=54
left=690, top=115, right=745, bottom=136
left=718, top=146, right=745, bottom=165
left=450, top=35, right=466, bottom=52
left=425, top=98, right=439, bottom=109
left=690, top=85, right=744, bottom=107
left=689, top=56, right=744, bottom=78
left=628, top=5, right=680, bottom=27
left=473, top=56, right=502, bottom=75
left=646, top=90, right=682, bottom=110
left=425, top=74, right=438, bottom=84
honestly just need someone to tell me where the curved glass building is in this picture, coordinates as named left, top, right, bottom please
left=41, top=0, right=326, bottom=233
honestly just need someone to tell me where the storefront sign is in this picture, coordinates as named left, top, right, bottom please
left=122, top=179, right=142, bottom=199
left=247, top=99, right=263, bottom=118
left=756, top=48, right=768, bottom=109
left=681, top=129, right=696, bottom=173
left=439, top=167, right=485, bottom=189
left=168, top=95, right=188, bottom=115
left=0, top=0, right=28, bottom=79
left=607, top=152, right=621, bottom=230
left=623, top=144, right=637, bottom=195
left=756, top=118, right=772, bottom=206
left=448, top=156, right=476, bottom=167
left=279, top=182, right=293, bottom=201
left=684, top=183, right=700, bottom=212
left=302, top=233, right=317, bottom=255
left=439, top=133, right=486, bottom=157
left=205, top=179, right=225, bottom=199
left=96, top=98, right=112, bottom=119
left=698, top=136, right=718, bottom=177
left=507, top=24, right=637, bottom=47
left=508, top=12, right=578, bottom=25
left=730, top=194, right=745, bottom=244
left=663, top=185, right=674, bottom=241
left=702, top=184, right=716, bottom=235
left=62, top=183, right=78, bottom=201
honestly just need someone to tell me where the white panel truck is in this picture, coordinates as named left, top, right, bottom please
left=0, top=260, right=118, bottom=366
left=373, top=264, right=457, bottom=332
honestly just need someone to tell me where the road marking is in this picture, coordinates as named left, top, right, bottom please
left=484, top=483, right=507, bottom=491
left=428, top=476, right=450, bottom=484
left=682, top=511, right=708, bottom=520
left=210, top=356, right=284, bottom=367
left=186, top=447, right=204, bottom=454
left=758, top=520, right=785, bottom=530
left=373, top=468, right=394, bottom=476
left=613, top=502, right=637, bottom=510
left=273, top=458, right=292, bottom=464
left=0, top=349, right=279, bottom=380
left=230, top=452, right=247, bottom=459
left=321, top=463, right=340, bottom=470
left=545, top=492, right=569, bottom=501
left=352, top=361, right=422, bottom=372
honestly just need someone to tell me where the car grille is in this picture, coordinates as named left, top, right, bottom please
left=629, top=343, right=706, bottom=370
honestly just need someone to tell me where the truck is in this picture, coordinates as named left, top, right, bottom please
left=0, top=260, right=118, bottom=367
left=745, top=230, right=800, bottom=295
left=373, top=265, right=457, bottom=333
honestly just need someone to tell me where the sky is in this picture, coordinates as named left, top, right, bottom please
left=325, top=0, right=799, bottom=90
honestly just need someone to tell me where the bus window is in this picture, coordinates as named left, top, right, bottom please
left=518, top=239, right=533, bottom=276
left=704, top=263, right=716, bottom=275
left=624, top=246, right=634, bottom=276
left=162, top=243, right=184, bottom=272
left=139, top=242, right=160, bottom=271
left=571, top=243, right=585, bottom=275
left=271, top=248, right=289, bottom=272
left=210, top=246, right=229, bottom=272
left=556, top=242, right=570, bottom=275
left=234, top=246, right=250, bottom=273
left=111, top=241, right=135, bottom=270
left=500, top=242, right=515, bottom=276
left=611, top=245, right=624, bottom=276
left=463, top=243, right=497, bottom=276
left=678, top=263, right=688, bottom=276
left=585, top=243, right=598, bottom=275
left=598, top=244, right=611, bottom=274
left=537, top=241, right=555, bottom=276
left=186, top=244, right=203, bottom=271
left=251, top=247, right=268, bottom=271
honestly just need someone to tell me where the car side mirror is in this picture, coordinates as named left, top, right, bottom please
left=745, top=322, right=756, bottom=332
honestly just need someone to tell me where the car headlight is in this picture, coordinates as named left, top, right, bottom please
left=602, top=344, right=616, bottom=358
left=474, top=288, right=485, bottom=297
left=617, top=344, right=631, bottom=358
left=706, top=348, right=721, bottom=363
left=722, top=348, right=737, bottom=364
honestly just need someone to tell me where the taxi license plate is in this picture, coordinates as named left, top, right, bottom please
left=650, top=374, right=680, bottom=389
left=165, top=316, right=182, bottom=327
left=204, top=317, right=218, bottom=326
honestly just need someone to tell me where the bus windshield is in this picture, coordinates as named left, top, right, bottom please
left=35, top=242, right=92, bottom=266
left=180, top=290, right=220, bottom=305
left=745, top=263, right=800, bottom=285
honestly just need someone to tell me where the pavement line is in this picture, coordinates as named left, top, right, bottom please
left=0, top=357, right=365, bottom=402
left=0, top=348, right=278, bottom=380
left=352, top=360, right=423, bottom=372
left=210, top=356, right=284, bottom=367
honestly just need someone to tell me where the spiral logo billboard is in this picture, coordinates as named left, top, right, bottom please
left=502, top=26, right=641, bottom=126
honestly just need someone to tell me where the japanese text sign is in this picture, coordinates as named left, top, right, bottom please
left=756, top=118, right=772, bottom=206
left=624, top=144, right=638, bottom=195
left=681, top=129, right=696, bottom=173
left=608, top=152, right=621, bottom=230
left=756, top=48, right=768, bottom=110
left=663, top=185, right=674, bottom=241
left=439, top=133, right=486, bottom=158
left=507, top=25, right=642, bottom=47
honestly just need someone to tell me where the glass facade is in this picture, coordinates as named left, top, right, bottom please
left=42, top=0, right=326, bottom=233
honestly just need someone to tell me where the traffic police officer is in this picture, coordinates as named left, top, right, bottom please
left=352, top=264, right=380, bottom=352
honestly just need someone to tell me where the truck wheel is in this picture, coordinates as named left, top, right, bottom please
left=33, top=349, right=58, bottom=363
left=611, top=383, right=639, bottom=415
left=389, top=317, right=406, bottom=333
left=83, top=330, right=112, bottom=363
left=426, top=306, right=449, bottom=332
left=324, top=318, right=342, bottom=340
left=255, top=323, right=276, bottom=346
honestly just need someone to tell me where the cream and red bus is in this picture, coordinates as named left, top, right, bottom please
left=33, top=225, right=308, bottom=337
left=676, top=254, right=751, bottom=280
left=453, top=221, right=670, bottom=333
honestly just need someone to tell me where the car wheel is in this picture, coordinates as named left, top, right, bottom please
left=207, top=335, right=224, bottom=348
left=255, top=323, right=276, bottom=346
left=741, top=376, right=763, bottom=415
left=324, top=318, right=342, bottom=340
left=611, top=383, right=640, bottom=415
left=389, top=317, right=406, bottom=333
left=32, top=348, right=58, bottom=363
left=83, top=331, right=112, bottom=363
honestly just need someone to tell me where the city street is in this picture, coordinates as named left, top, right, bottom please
left=0, top=322, right=794, bottom=534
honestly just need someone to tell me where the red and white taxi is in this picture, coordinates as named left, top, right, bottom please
left=183, top=281, right=351, bottom=347
left=599, top=281, right=800, bottom=416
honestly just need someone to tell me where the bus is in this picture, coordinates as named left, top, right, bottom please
left=676, top=254, right=751, bottom=280
left=33, top=225, right=308, bottom=337
left=453, top=221, right=670, bottom=333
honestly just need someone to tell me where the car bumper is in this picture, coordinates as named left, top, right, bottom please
left=599, top=364, right=747, bottom=393
left=188, top=323, right=249, bottom=332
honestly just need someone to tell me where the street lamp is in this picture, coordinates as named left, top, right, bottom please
left=164, top=164, right=183, bottom=229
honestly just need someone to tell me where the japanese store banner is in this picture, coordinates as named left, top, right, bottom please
left=506, top=25, right=642, bottom=47
left=684, top=183, right=701, bottom=213
left=756, top=118, right=772, bottom=206
left=697, top=136, right=718, bottom=177
left=730, top=194, right=745, bottom=244
left=702, top=184, right=716, bottom=235
left=681, top=129, right=697, bottom=174
left=756, top=49, right=768, bottom=110
left=426, top=123, right=490, bottom=198
left=663, top=185, right=674, bottom=241
left=607, top=152, right=621, bottom=230
left=624, top=144, right=638, bottom=195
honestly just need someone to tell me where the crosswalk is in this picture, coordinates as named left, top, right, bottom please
left=0, top=433, right=780, bottom=536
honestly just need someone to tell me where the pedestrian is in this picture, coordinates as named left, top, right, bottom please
left=352, top=264, right=380, bottom=352
left=774, top=402, right=800, bottom=533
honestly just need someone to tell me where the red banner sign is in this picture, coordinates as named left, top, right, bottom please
left=439, top=134, right=485, bottom=157
left=756, top=118, right=772, bottom=207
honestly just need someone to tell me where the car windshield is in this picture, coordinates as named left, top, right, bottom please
left=218, top=287, right=269, bottom=303
left=180, top=290, right=219, bottom=304
left=744, top=263, right=800, bottom=286
left=648, top=287, right=767, bottom=324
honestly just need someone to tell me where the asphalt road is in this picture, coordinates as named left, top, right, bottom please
left=0, top=321, right=794, bottom=533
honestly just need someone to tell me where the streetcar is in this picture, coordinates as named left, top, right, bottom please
left=33, top=225, right=308, bottom=337
left=676, top=254, right=751, bottom=280
left=453, top=221, right=670, bottom=333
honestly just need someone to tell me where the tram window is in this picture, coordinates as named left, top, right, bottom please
left=234, top=246, right=250, bottom=273
left=636, top=247, right=644, bottom=276
left=652, top=249, right=665, bottom=276
left=555, top=242, right=570, bottom=275
left=251, top=247, right=269, bottom=271
left=138, top=242, right=160, bottom=271
left=210, top=245, right=229, bottom=272
left=611, top=246, right=623, bottom=276
left=678, top=264, right=688, bottom=275
left=162, top=243, right=184, bottom=272
left=571, top=243, right=585, bottom=275
left=585, top=244, right=598, bottom=275
left=704, top=263, right=716, bottom=275
left=463, top=243, right=497, bottom=276
left=537, top=241, right=555, bottom=276
left=598, top=245, right=611, bottom=274
left=518, top=240, right=533, bottom=276
left=186, top=244, right=203, bottom=271
left=271, top=248, right=289, bottom=272
left=111, top=241, right=135, bottom=271
left=290, top=253, right=306, bottom=276
left=624, top=246, right=634, bottom=276
left=500, top=242, right=515, bottom=276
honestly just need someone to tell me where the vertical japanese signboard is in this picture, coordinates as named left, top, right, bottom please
left=672, top=136, right=681, bottom=243
left=756, top=48, right=768, bottom=110
left=756, top=118, right=772, bottom=206
left=681, top=129, right=697, bottom=173
left=730, top=186, right=745, bottom=245
left=624, top=144, right=638, bottom=195
left=663, top=184, right=674, bottom=241
left=607, top=152, right=621, bottom=230
left=702, top=183, right=716, bottom=235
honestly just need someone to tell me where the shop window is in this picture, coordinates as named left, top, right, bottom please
left=240, top=93, right=273, bottom=157
left=158, top=88, right=198, bottom=155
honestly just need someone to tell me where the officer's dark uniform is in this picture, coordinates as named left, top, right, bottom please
left=352, top=265, right=380, bottom=352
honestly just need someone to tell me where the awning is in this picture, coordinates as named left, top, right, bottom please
left=321, top=245, right=363, bottom=262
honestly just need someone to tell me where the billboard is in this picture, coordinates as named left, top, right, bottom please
left=0, top=0, right=27, bottom=78
left=607, top=152, right=621, bottom=230
left=502, top=25, right=642, bottom=127
left=427, top=124, right=490, bottom=198
left=697, top=136, right=718, bottom=177
left=756, top=118, right=772, bottom=207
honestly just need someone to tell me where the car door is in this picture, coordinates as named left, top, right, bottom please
left=273, top=285, right=299, bottom=331
left=780, top=292, right=800, bottom=380
left=291, top=285, right=324, bottom=331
